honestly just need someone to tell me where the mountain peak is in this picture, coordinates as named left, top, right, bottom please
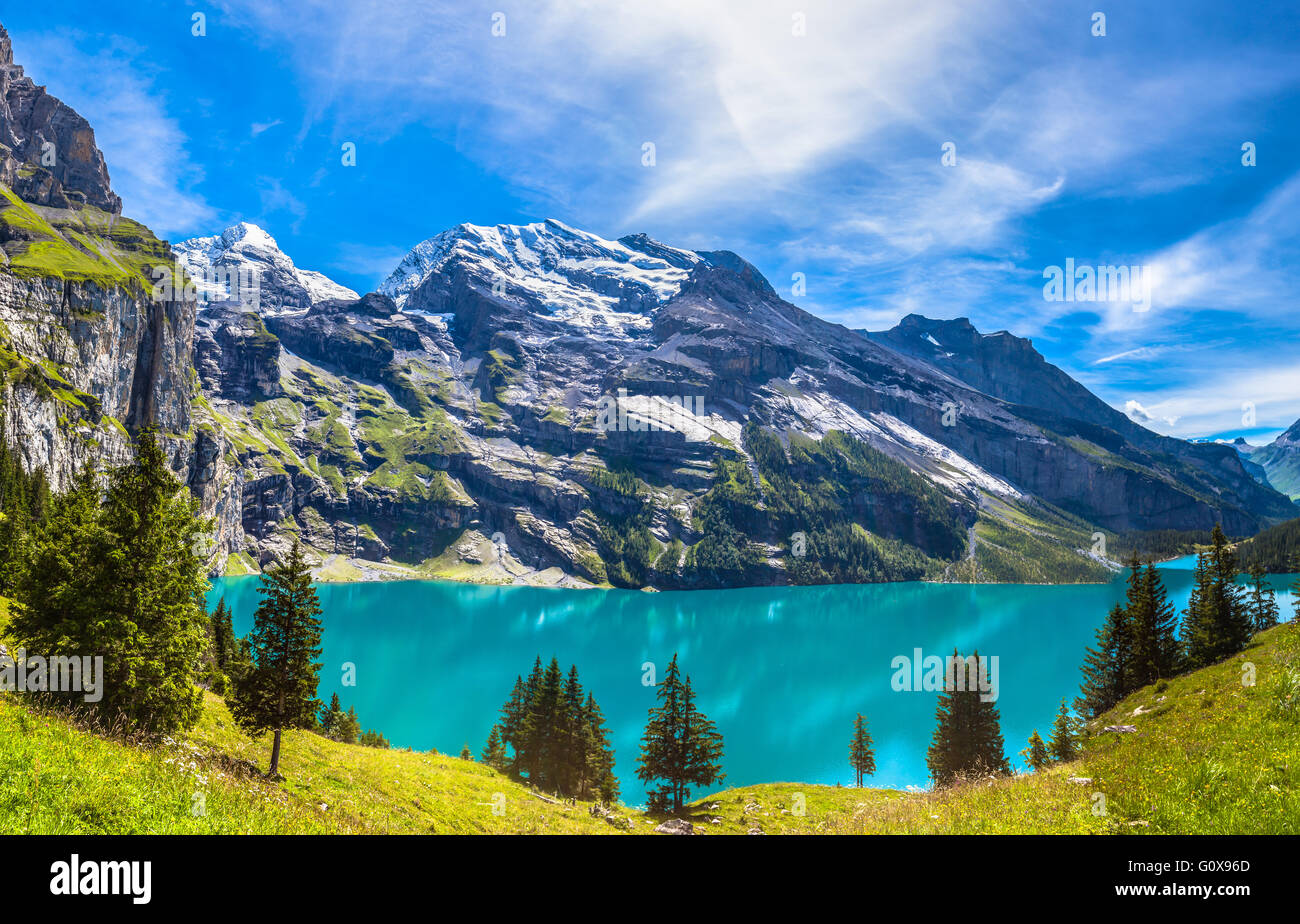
left=0, top=25, right=12, bottom=67
left=219, top=221, right=280, bottom=251
left=378, top=220, right=702, bottom=330
left=174, top=223, right=357, bottom=313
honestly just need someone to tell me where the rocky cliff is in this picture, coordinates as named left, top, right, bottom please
left=0, top=23, right=240, bottom=571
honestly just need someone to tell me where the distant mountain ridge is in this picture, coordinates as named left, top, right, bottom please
left=171, top=218, right=1293, bottom=586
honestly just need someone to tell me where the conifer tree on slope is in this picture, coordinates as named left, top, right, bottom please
left=582, top=692, right=620, bottom=802
left=482, top=724, right=507, bottom=770
left=1246, top=563, right=1280, bottom=633
left=1047, top=698, right=1079, bottom=762
left=1124, top=556, right=1180, bottom=686
left=1142, top=563, right=1182, bottom=677
left=1182, top=527, right=1251, bottom=668
left=320, top=692, right=344, bottom=739
left=491, top=658, right=618, bottom=799
left=1021, top=730, right=1050, bottom=771
left=210, top=596, right=237, bottom=672
left=926, top=650, right=1010, bottom=787
left=12, top=430, right=211, bottom=735
left=848, top=713, right=876, bottom=787
left=636, top=653, right=725, bottom=812
left=1076, top=604, right=1133, bottom=719
left=229, top=539, right=324, bottom=777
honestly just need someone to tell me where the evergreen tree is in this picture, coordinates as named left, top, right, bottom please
left=229, top=539, right=324, bottom=777
left=1144, top=563, right=1182, bottom=678
left=1021, top=730, right=1050, bottom=771
left=491, top=658, right=618, bottom=799
left=210, top=597, right=237, bottom=672
left=582, top=693, right=619, bottom=802
left=926, top=650, right=1010, bottom=787
left=460, top=743, right=473, bottom=761
left=636, top=653, right=725, bottom=812
left=1118, top=558, right=1183, bottom=687
left=848, top=712, right=875, bottom=787
left=335, top=705, right=361, bottom=745
left=1076, top=604, right=1133, bottom=719
left=1246, top=563, right=1280, bottom=633
left=11, top=429, right=211, bottom=735
left=320, top=692, right=344, bottom=738
left=1182, top=526, right=1252, bottom=667
left=481, top=724, right=507, bottom=770
left=358, top=728, right=390, bottom=748
left=1046, top=698, right=1079, bottom=762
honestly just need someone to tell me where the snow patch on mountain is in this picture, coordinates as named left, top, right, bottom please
left=378, top=219, right=701, bottom=334
left=174, top=222, right=357, bottom=313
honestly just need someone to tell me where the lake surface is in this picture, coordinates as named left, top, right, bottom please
left=209, top=559, right=1297, bottom=805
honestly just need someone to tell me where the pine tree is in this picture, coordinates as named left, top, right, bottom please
left=927, top=650, right=1010, bottom=787
left=636, top=653, right=725, bottom=812
left=1246, top=563, right=1280, bottom=633
left=1144, top=563, right=1182, bottom=678
left=335, top=705, right=360, bottom=745
left=460, top=743, right=473, bottom=761
left=1021, top=730, right=1050, bottom=771
left=229, top=539, right=324, bottom=777
left=210, top=596, right=236, bottom=672
left=358, top=728, right=389, bottom=748
left=1183, top=526, right=1252, bottom=667
left=12, top=429, right=211, bottom=735
left=320, top=692, right=344, bottom=738
left=491, top=658, right=618, bottom=799
left=581, top=693, right=619, bottom=802
left=1076, top=604, right=1133, bottom=718
left=1046, top=698, right=1079, bottom=762
left=848, top=712, right=875, bottom=787
left=481, top=724, right=507, bottom=770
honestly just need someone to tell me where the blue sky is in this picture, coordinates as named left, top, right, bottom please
left=8, top=1, right=1299, bottom=441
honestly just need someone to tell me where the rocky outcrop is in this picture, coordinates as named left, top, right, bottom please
left=193, top=308, right=282, bottom=401
left=0, top=24, right=120, bottom=212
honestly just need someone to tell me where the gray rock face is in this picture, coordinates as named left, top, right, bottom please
left=0, top=25, right=120, bottom=212
left=193, top=308, right=282, bottom=401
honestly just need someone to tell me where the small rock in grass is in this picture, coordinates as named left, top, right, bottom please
left=654, top=818, right=695, bottom=835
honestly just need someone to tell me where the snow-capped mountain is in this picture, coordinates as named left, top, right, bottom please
left=176, top=216, right=1294, bottom=587
left=378, top=219, right=700, bottom=335
left=173, top=222, right=357, bottom=314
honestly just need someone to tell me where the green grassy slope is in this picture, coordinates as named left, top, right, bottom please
left=687, top=623, right=1300, bottom=834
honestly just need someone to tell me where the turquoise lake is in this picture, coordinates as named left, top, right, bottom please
left=209, top=556, right=1297, bottom=806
